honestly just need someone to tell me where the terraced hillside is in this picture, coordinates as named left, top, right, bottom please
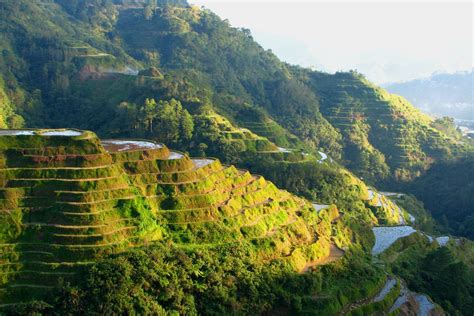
left=193, top=112, right=280, bottom=154
left=1, top=0, right=469, bottom=188
left=0, top=130, right=151, bottom=303
left=299, top=70, right=467, bottom=183
left=0, top=129, right=347, bottom=305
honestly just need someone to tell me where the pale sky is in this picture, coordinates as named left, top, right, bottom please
left=191, top=0, right=473, bottom=84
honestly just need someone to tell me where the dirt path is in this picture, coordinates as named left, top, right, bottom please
left=300, top=244, right=345, bottom=273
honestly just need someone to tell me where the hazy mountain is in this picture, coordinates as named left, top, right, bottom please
left=384, top=70, right=474, bottom=121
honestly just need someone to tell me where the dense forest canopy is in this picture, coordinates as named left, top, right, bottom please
left=409, top=154, right=474, bottom=239
left=1, top=0, right=469, bottom=180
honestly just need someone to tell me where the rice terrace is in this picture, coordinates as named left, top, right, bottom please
left=0, top=0, right=472, bottom=314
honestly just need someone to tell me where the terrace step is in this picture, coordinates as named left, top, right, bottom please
left=22, top=218, right=134, bottom=229
left=0, top=130, right=330, bottom=304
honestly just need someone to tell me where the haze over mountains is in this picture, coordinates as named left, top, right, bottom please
left=192, top=1, right=473, bottom=84
left=384, top=70, right=474, bottom=123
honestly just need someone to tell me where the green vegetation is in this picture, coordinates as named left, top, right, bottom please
left=1, top=0, right=468, bottom=198
left=190, top=111, right=279, bottom=160
left=0, top=0, right=473, bottom=314
left=6, top=244, right=386, bottom=315
left=0, top=129, right=437, bottom=314
left=0, top=77, right=25, bottom=129
left=390, top=194, right=444, bottom=235
left=294, top=69, right=468, bottom=184
left=348, top=278, right=401, bottom=316
left=379, top=233, right=474, bottom=315
left=431, top=117, right=464, bottom=140
left=409, top=154, right=474, bottom=238
left=241, top=156, right=368, bottom=208
left=0, top=0, right=470, bottom=192
left=0, top=129, right=388, bottom=314
left=120, top=98, right=194, bottom=145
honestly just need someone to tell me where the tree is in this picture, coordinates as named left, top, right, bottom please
left=142, top=98, right=158, bottom=133
left=432, top=116, right=462, bottom=139
left=144, top=5, right=154, bottom=20
left=197, top=143, right=208, bottom=156
left=419, top=247, right=473, bottom=314
left=179, top=108, right=194, bottom=141
left=139, top=98, right=194, bottom=145
left=112, top=102, right=140, bottom=134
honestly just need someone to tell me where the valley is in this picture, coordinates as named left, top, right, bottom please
left=0, top=0, right=472, bottom=314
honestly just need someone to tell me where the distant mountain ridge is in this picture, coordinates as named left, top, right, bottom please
left=384, top=70, right=474, bottom=121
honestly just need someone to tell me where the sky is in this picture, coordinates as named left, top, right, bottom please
left=190, top=0, right=473, bottom=84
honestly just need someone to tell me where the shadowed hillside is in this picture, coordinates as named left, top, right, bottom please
left=295, top=70, right=467, bottom=183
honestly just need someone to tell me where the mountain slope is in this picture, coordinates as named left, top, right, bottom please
left=0, top=3, right=473, bottom=314
left=409, top=154, right=474, bottom=239
left=295, top=69, right=467, bottom=183
left=0, top=0, right=466, bottom=188
left=3, top=129, right=468, bottom=315
left=0, top=129, right=343, bottom=303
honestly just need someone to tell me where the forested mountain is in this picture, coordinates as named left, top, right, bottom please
left=384, top=70, right=474, bottom=121
left=1, top=0, right=472, bottom=232
left=0, top=0, right=468, bottom=185
left=0, top=1, right=473, bottom=314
